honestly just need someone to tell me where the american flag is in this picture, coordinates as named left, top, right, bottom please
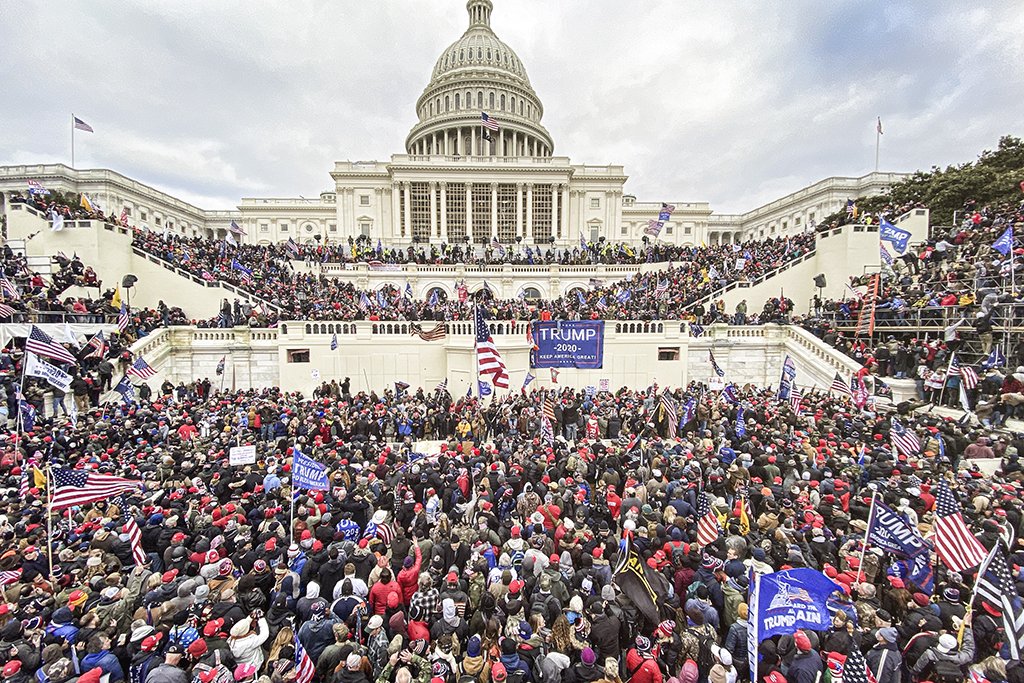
left=947, top=354, right=979, bottom=390
left=50, top=468, right=141, bottom=510
left=595, top=296, right=608, bottom=311
left=933, top=480, right=987, bottom=571
left=481, top=112, right=500, bottom=131
left=654, top=279, right=669, bottom=298
left=474, top=306, right=508, bottom=388
left=830, top=372, right=853, bottom=397
left=119, top=209, right=129, bottom=227
left=216, top=356, right=225, bottom=376
left=19, top=472, right=29, bottom=498
left=228, top=220, right=246, bottom=236
left=126, top=357, right=157, bottom=380
left=0, top=274, right=19, bottom=300
left=435, top=378, right=448, bottom=394
left=0, top=570, right=22, bottom=586
left=286, top=237, right=301, bottom=257
left=660, top=393, right=678, bottom=439
left=112, top=494, right=146, bottom=565
left=541, top=414, right=555, bottom=445
left=889, top=416, right=920, bottom=457
left=844, top=643, right=876, bottom=683
left=696, top=492, right=720, bottom=547
left=73, top=116, right=94, bottom=132
left=974, top=544, right=1024, bottom=659
left=294, top=635, right=315, bottom=683
left=542, top=396, right=556, bottom=421
left=0, top=302, right=16, bottom=318
left=26, top=325, right=77, bottom=365
left=709, top=351, right=725, bottom=377
left=550, top=368, right=559, bottom=384
left=411, top=322, right=447, bottom=342
left=118, top=302, right=130, bottom=332
left=85, top=331, right=106, bottom=358
left=789, top=386, right=803, bottom=412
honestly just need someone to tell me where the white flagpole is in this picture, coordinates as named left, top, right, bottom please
left=71, top=114, right=75, bottom=168
left=46, top=465, right=54, bottom=580
left=874, top=117, right=881, bottom=172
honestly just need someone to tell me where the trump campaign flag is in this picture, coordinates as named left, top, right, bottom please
left=292, top=446, right=329, bottom=490
left=867, top=499, right=934, bottom=593
left=879, top=218, right=912, bottom=255
left=748, top=568, right=842, bottom=681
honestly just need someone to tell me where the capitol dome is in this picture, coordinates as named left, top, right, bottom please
left=406, top=0, right=554, bottom=158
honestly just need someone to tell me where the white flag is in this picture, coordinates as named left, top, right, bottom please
left=62, top=323, right=82, bottom=350
left=50, top=209, right=64, bottom=232
left=25, top=352, right=73, bottom=392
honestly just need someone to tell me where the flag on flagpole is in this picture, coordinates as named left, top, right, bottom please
left=876, top=117, right=883, bottom=135
left=80, top=194, right=95, bottom=213
left=889, top=416, right=920, bottom=456
left=216, top=356, right=226, bottom=376
left=696, top=492, right=721, bottom=547
left=118, top=302, right=130, bottom=332
left=294, top=635, right=316, bottom=683
left=689, top=322, right=704, bottom=337
left=434, top=378, right=448, bottom=395
left=660, top=392, right=678, bottom=439
left=993, top=227, right=1013, bottom=255
left=26, top=325, right=77, bottom=365
left=830, top=372, right=853, bottom=397
left=114, top=375, right=136, bottom=403
left=789, top=386, right=803, bottom=412
left=709, top=351, right=725, bottom=377
left=0, top=274, right=20, bottom=300
left=73, top=116, right=94, bottom=132
left=933, top=480, right=987, bottom=571
left=50, top=468, right=140, bottom=510
left=973, top=543, right=1024, bottom=659
left=474, top=307, right=509, bottom=388
left=111, top=494, right=146, bottom=565
left=330, top=333, right=338, bottom=351
left=481, top=112, right=500, bottom=131
left=126, top=357, right=157, bottom=380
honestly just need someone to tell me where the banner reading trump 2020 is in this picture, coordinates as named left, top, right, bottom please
left=530, top=321, right=605, bottom=369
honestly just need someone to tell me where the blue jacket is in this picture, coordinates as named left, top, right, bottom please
left=82, top=651, right=125, bottom=683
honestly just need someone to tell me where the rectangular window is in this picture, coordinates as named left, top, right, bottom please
left=808, top=212, right=815, bottom=223
left=446, top=184, right=466, bottom=242
left=684, top=226, right=692, bottom=235
left=620, top=225, right=628, bottom=236
left=260, top=223, right=269, bottom=232
left=328, top=223, right=337, bottom=232
left=359, top=222, right=371, bottom=238
left=658, top=347, right=680, bottom=361
left=471, top=183, right=490, bottom=244
left=140, top=211, right=147, bottom=221
left=124, top=207, right=132, bottom=217
left=287, top=349, right=310, bottom=363
left=782, top=221, right=788, bottom=231
left=155, top=217, right=162, bottom=226
left=665, top=225, right=673, bottom=235
left=497, top=184, right=516, bottom=243
left=280, top=222, right=289, bottom=232
left=589, top=197, right=600, bottom=210
left=410, top=182, right=431, bottom=242
left=795, top=216, right=802, bottom=226
left=360, top=195, right=370, bottom=206
left=532, top=184, right=553, bottom=243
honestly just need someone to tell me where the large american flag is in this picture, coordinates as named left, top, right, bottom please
left=410, top=322, right=447, bottom=342
left=844, top=642, right=877, bottom=683
left=974, top=544, right=1024, bottom=659
left=660, top=393, right=678, bottom=439
left=889, top=416, right=920, bottom=457
left=0, top=570, right=22, bottom=586
left=474, top=307, right=508, bottom=388
left=0, top=302, right=16, bottom=318
left=126, top=357, right=157, bottom=380
left=696, top=492, right=720, bottom=547
left=481, top=112, right=500, bottom=131
left=789, top=386, right=803, bottom=412
left=654, top=279, right=669, bottom=298
left=112, top=494, right=146, bottom=566
left=85, top=331, right=106, bottom=359
left=50, top=468, right=141, bottom=510
left=830, top=372, right=853, bottom=397
left=26, top=326, right=77, bottom=365
left=0, top=274, right=21, bottom=300
left=933, top=480, right=987, bottom=572
left=947, top=354, right=979, bottom=390
left=294, top=635, right=315, bottom=683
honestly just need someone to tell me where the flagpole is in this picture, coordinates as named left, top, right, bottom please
left=46, top=465, right=54, bottom=581
left=874, top=119, right=880, bottom=172
left=71, top=114, right=75, bottom=168
left=856, top=490, right=877, bottom=584
left=14, top=351, right=30, bottom=465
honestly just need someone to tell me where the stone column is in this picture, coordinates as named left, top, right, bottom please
left=515, top=183, right=524, bottom=239
left=551, top=184, right=559, bottom=243
left=402, top=182, right=411, bottom=239
left=429, top=181, right=437, bottom=240
left=439, top=181, right=448, bottom=241
left=471, top=128, right=478, bottom=157
left=560, top=183, right=569, bottom=241
left=490, top=182, right=498, bottom=239
left=526, top=183, right=533, bottom=240
left=512, top=130, right=518, bottom=157
left=390, top=182, right=400, bottom=241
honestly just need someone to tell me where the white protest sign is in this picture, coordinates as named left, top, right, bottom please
left=229, top=445, right=257, bottom=466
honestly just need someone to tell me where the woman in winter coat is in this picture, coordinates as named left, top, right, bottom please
left=228, top=613, right=271, bottom=671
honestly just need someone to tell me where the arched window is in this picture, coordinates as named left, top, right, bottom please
left=520, top=286, right=541, bottom=300
left=519, top=100, right=523, bottom=115
left=425, top=287, right=448, bottom=304
left=429, top=102, right=433, bottom=116
left=500, top=94, right=505, bottom=110
left=466, top=91, right=472, bottom=108
left=455, top=93, right=460, bottom=109
left=477, top=47, right=482, bottom=59
left=460, top=49, right=464, bottom=60
left=510, top=96, right=515, bottom=113
left=445, top=95, right=449, bottom=111
left=477, top=91, right=483, bottom=108
left=489, top=92, right=495, bottom=109
left=487, top=49, right=491, bottom=59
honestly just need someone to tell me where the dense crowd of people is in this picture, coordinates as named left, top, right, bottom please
left=0, top=376, right=1021, bottom=683
left=129, top=229, right=815, bottom=325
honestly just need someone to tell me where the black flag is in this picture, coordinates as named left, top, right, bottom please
left=613, top=534, right=668, bottom=624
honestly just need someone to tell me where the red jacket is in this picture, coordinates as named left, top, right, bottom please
left=626, top=650, right=663, bottom=683
left=397, top=544, right=422, bottom=604
left=368, top=579, right=403, bottom=615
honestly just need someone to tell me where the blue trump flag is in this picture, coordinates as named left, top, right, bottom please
left=879, top=219, right=912, bottom=255
left=478, top=380, right=493, bottom=397
left=292, top=446, right=329, bottom=490
left=735, top=407, right=746, bottom=438
left=748, top=568, right=841, bottom=681
left=867, top=499, right=934, bottom=593
left=993, top=226, right=1013, bottom=255
left=114, top=375, right=136, bottom=404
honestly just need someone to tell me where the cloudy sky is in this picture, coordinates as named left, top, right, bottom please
left=2, top=1, right=1022, bottom=213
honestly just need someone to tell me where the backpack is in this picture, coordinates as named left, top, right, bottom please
left=505, top=667, right=528, bottom=683
left=686, top=578, right=705, bottom=601
left=929, top=659, right=964, bottom=683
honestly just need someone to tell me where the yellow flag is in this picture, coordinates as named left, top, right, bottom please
left=738, top=498, right=751, bottom=535
left=32, top=467, right=46, bottom=489
left=111, top=287, right=122, bottom=309
left=80, top=194, right=94, bottom=212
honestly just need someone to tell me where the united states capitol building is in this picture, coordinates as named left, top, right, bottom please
left=0, top=0, right=903, bottom=250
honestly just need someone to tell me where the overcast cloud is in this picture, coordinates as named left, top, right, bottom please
left=2, top=1, right=1022, bottom=213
